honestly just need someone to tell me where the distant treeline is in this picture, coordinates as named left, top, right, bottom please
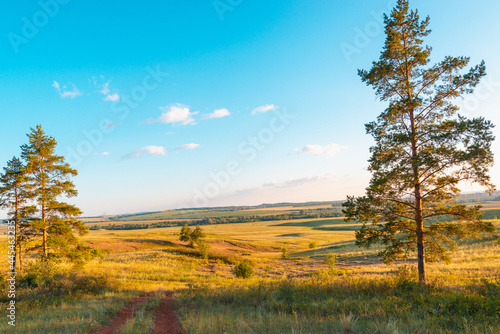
left=89, top=208, right=343, bottom=231
left=458, top=191, right=500, bottom=203
left=89, top=220, right=188, bottom=231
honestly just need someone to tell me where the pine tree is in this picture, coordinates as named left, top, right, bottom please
left=0, top=156, right=35, bottom=272
left=21, top=125, right=88, bottom=259
left=343, top=0, right=495, bottom=283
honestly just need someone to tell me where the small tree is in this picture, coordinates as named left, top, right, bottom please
left=190, top=225, right=205, bottom=245
left=179, top=224, right=193, bottom=246
left=179, top=224, right=205, bottom=247
left=343, top=0, right=495, bottom=283
left=0, top=157, right=35, bottom=272
left=21, top=125, right=88, bottom=259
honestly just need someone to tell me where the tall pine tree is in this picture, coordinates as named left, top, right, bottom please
left=21, top=125, right=88, bottom=259
left=0, top=156, right=35, bottom=272
left=343, top=0, right=495, bottom=283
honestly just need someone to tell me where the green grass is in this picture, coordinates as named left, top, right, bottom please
left=481, top=208, right=500, bottom=219
left=0, top=290, right=139, bottom=334
left=120, top=290, right=165, bottom=334
left=176, top=275, right=500, bottom=333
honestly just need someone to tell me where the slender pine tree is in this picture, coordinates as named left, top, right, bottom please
left=0, top=156, right=35, bottom=272
left=21, top=125, right=88, bottom=259
left=343, top=0, right=495, bottom=283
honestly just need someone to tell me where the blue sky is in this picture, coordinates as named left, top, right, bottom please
left=1, top=0, right=499, bottom=217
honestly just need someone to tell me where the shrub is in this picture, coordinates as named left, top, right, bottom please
left=309, top=242, right=317, bottom=249
left=0, top=274, right=7, bottom=291
left=325, top=253, right=336, bottom=271
left=393, top=264, right=418, bottom=286
left=281, top=248, right=288, bottom=259
left=19, top=273, right=39, bottom=289
left=69, top=245, right=104, bottom=269
left=198, top=242, right=210, bottom=262
left=234, top=262, right=254, bottom=279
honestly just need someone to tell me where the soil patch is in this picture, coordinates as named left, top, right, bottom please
left=92, top=293, right=150, bottom=334
left=151, top=294, right=183, bottom=334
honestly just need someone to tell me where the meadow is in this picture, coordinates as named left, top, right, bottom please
left=1, top=202, right=499, bottom=333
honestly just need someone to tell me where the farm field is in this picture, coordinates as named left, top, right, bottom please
left=2, top=207, right=500, bottom=333
left=82, top=202, right=343, bottom=223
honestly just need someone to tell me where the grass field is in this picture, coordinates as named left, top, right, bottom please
left=1, top=202, right=500, bottom=333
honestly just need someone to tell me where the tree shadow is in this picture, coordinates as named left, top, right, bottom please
left=277, top=233, right=307, bottom=237
left=273, top=219, right=361, bottom=232
left=273, top=218, right=345, bottom=228
left=122, top=238, right=177, bottom=247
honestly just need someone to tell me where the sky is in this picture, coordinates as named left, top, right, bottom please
left=1, top=0, right=499, bottom=217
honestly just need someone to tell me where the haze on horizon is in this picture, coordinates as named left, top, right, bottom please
left=1, top=0, right=499, bottom=217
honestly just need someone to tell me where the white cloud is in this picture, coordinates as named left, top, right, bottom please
left=52, top=81, right=82, bottom=99
left=283, top=175, right=324, bottom=186
left=251, top=104, right=278, bottom=115
left=103, top=121, right=119, bottom=129
left=220, top=173, right=340, bottom=202
left=261, top=175, right=329, bottom=188
left=177, top=143, right=200, bottom=150
left=205, top=108, right=231, bottom=119
left=95, top=79, right=120, bottom=102
left=100, top=81, right=110, bottom=95
left=123, top=146, right=167, bottom=159
left=295, top=144, right=347, bottom=156
left=104, top=93, right=120, bottom=102
left=148, top=104, right=198, bottom=125
left=92, top=151, right=111, bottom=156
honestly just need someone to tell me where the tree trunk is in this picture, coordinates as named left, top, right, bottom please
left=410, top=108, right=426, bottom=283
left=19, top=242, right=23, bottom=272
left=13, top=190, right=18, bottom=274
left=13, top=219, right=17, bottom=274
left=414, top=184, right=426, bottom=283
left=42, top=199, right=47, bottom=258
left=43, top=228, right=47, bottom=258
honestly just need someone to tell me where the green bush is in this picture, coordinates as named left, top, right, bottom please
left=309, top=242, right=317, bottom=249
left=281, top=248, right=288, bottom=259
left=198, top=242, right=210, bottom=262
left=234, top=262, right=254, bottom=279
left=325, top=253, right=336, bottom=270
left=19, top=273, right=39, bottom=289
left=0, top=274, right=8, bottom=291
left=393, top=264, right=418, bottom=285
